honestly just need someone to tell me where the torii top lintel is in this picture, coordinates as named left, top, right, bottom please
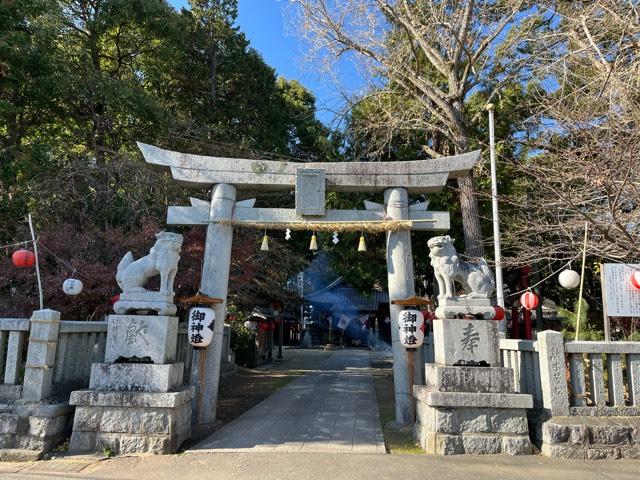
left=138, top=142, right=481, bottom=194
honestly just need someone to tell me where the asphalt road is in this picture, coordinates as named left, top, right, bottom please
left=1, top=452, right=639, bottom=480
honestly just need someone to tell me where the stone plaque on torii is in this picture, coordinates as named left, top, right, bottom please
left=138, top=142, right=481, bottom=425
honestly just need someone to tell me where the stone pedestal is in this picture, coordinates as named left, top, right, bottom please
left=433, top=319, right=500, bottom=367
left=69, top=387, right=193, bottom=455
left=113, top=291, right=177, bottom=316
left=435, top=298, right=500, bottom=320
left=69, top=314, right=191, bottom=455
left=105, top=315, right=178, bottom=364
left=414, top=364, right=533, bottom=455
left=415, top=306, right=534, bottom=455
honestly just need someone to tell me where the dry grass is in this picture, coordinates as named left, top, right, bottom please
left=369, top=352, right=424, bottom=454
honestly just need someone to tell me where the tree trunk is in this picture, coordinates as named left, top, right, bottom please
left=457, top=174, right=485, bottom=258
left=89, top=32, right=106, bottom=164
left=454, top=134, right=485, bottom=258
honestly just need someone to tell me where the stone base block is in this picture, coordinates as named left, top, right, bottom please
left=0, top=402, right=73, bottom=455
left=542, top=416, right=640, bottom=460
left=432, top=319, right=499, bottom=366
left=113, top=291, right=176, bottom=316
left=425, top=364, right=515, bottom=394
left=438, top=298, right=493, bottom=307
left=69, top=386, right=193, bottom=455
left=413, top=402, right=532, bottom=455
left=414, top=386, right=533, bottom=410
left=0, top=385, right=22, bottom=401
left=435, top=306, right=499, bottom=320
left=105, top=315, right=178, bottom=364
left=89, top=362, right=184, bottom=393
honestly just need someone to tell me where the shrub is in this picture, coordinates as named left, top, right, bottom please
left=230, top=323, right=257, bottom=368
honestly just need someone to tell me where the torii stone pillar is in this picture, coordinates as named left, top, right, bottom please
left=190, top=183, right=236, bottom=424
left=385, top=187, right=421, bottom=425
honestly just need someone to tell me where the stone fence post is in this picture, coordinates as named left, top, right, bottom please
left=22, top=309, right=61, bottom=402
left=537, top=330, right=569, bottom=416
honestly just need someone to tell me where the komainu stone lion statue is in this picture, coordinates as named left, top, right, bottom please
left=428, top=235, right=495, bottom=300
left=114, top=232, right=183, bottom=315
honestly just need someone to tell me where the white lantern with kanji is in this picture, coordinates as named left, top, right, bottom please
left=62, top=278, right=83, bottom=295
left=398, top=309, right=425, bottom=348
left=188, top=306, right=215, bottom=348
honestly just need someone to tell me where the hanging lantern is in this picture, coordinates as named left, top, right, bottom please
left=12, top=249, right=35, bottom=268
left=109, top=294, right=120, bottom=306
left=188, top=306, right=215, bottom=348
left=398, top=309, right=425, bottom=348
left=358, top=234, right=367, bottom=252
left=260, top=231, right=269, bottom=251
left=419, top=318, right=427, bottom=335
left=631, top=271, right=640, bottom=290
left=258, top=322, right=269, bottom=332
left=520, top=292, right=539, bottom=310
left=493, top=306, right=505, bottom=321
left=244, top=320, right=258, bottom=330
left=63, top=278, right=83, bottom=296
left=559, top=269, right=580, bottom=289
left=309, top=232, right=318, bottom=251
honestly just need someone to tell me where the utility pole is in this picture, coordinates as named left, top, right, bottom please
left=27, top=213, right=44, bottom=310
left=486, top=104, right=505, bottom=315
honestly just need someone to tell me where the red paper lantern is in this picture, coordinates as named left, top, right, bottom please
left=520, top=292, right=539, bottom=310
left=258, top=322, right=268, bottom=332
left=12, top=249, right=35, bottom=268
left=494, top=306, right=506, bottom=321
left=419, top=320, right=427, bottom=335
left=109, top=294, right=120, bottom=306
left=631, top=271, right=640, bottom=290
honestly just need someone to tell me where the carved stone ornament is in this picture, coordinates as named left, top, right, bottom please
left=428, top=235, right=495, bottom=302
left=113, top=232, right=183, bottom=315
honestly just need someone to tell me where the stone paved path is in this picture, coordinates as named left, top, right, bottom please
left=190, top=350, right=386, bottom=453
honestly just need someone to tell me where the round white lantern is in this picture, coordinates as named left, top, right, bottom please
left=398, top=309, right=425, bottom=349
left=188, top=306, right=215, bottom=347
left=244, top=320, right=258, bottom=330
left=559, top=269, right=580, bottom=289
left=62, top=278, right=83, bottom=295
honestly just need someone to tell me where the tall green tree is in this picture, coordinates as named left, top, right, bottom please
left=290, top=0, right=542, bottom=258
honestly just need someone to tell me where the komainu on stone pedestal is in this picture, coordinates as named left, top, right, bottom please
left=69, top=232, right=191, bottom=456
left=417, top=236, right=533, bottom=456
left=113, top=232, right=183, bottom=316
left=428, top=235, right=495, bottom=300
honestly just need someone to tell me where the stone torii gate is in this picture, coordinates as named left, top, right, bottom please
left=138, top=142, right=481, bottom=425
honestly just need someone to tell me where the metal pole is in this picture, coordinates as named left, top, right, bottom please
left=600, top=266, right=611, bottom=341
left=27, top=214, right=44, bottom=310
left=487, top=104, right=505, bottom=312
left=575, top=222, right=589, bottom=341
left=406, top=349, right=415, bottom=423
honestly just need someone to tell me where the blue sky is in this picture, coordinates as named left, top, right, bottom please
left=169, top=0, right=360, bottom=126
